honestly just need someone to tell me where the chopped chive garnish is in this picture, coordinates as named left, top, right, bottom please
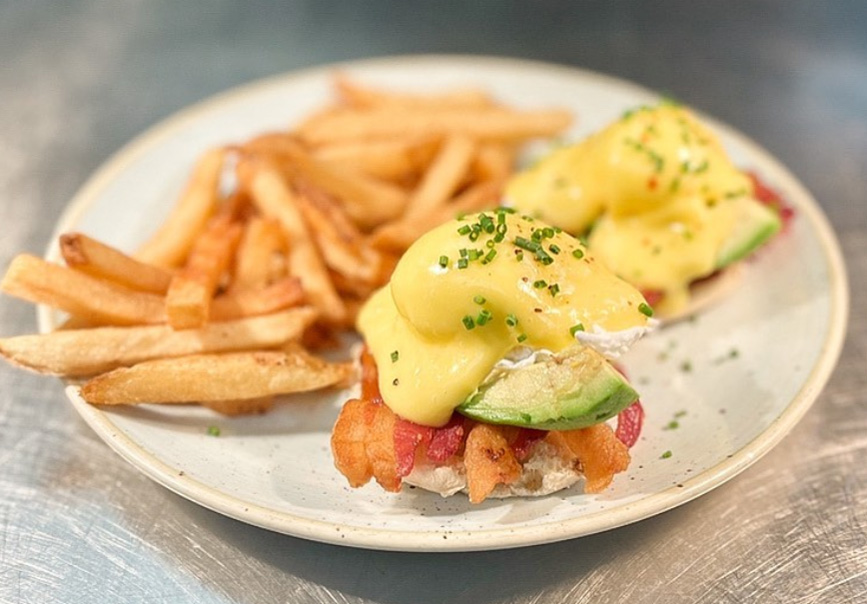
left=661, top=450, right=673, bottom=459
left=207, top=425, right=221, bottom=437
left=462, top=315, right=475, bottom=330
left=515, top=237, right=540, bottom=252
left=572, top=248, right=584, bottom=259
left=438, top=255, right=448, bottom=268
left=542, top=227, right=555, bottom=238
left=638, top=302, right=654, bottom=317
left=505, top=314, right=518, bottom=327
left=468, top=231, right=480, bottom=242
left=517, top=333, right=528, bottom=343
left=468, top=249, right=482, bottom=261
left=460, top=248, right=468, bottom=257
left=531, top=229, right=543, bottom=242
left=482, top=249, right=497, bottom=264
left=515, top=250, right=524, bottom=261
left=533, top=279, right=547, bottom=289
left=549, top=244, right=561, bottom=254
left=457, top=258, right=469, bottom=269
left=476, top=309, right=492, bottom=326
left=457, top=225, right=471, bottom=236
left=390, top=350, right=399, bottom=363
left=473, top=295, right=486, bottom=305
left=569, top=323, right=585, bottom=336
left=548, top=283, right=560, bottom=296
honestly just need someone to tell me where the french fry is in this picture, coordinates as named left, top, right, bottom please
left=238, top=158, right=346, bottom=323
left=312, top=136, right=439, bottom=183
left=79, top=349, right=355, bottom=405
left=297, top=107, right=572, bottom=146
left=371, top=179, right=504, bottom=252
left=0, top=308, right=317, bottom=376
left=135, top=147, right=226, bottom=268
left=334, top=74, right=493, bottom=110
left=166, top=215, right=243, bottom=329
left=201, top=397, right=275, bottom=416
left=210, top=276, right=305, bottom=321
left=1, top=254, right=165, bottom=326
left=403, top=134, right=476, bottom=221
left=230, top=216, right=287, bottom=292
left=472, top=143, right=517, bottom=183
left=294, top=191, right=380, bottom=284
left=245, top=134, right=408, bottom=229
left=60, top=233, right=173, bottom=294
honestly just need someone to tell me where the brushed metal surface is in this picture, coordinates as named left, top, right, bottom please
left=1, top=1, right=865, bottom=602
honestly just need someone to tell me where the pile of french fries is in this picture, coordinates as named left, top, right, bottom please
left=0, top=75, right=571, bottom=415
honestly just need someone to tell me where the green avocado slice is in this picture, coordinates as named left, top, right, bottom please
left=715, top=197, right=781, bottom=269
left=457, top=346, right=638, bottom=431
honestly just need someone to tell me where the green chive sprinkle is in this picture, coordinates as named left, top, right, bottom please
left=457, top=225, right=471, bottom=236
left=476, top=309, right=492, bottom=326
left=473, top=295, right=486, bottom=305
left=638, top=302, right=654, bottom=317
left=458, top=258, right=468, bottom=269
left=517, top=333, right=528, bottom=343
left=460, top=248, right=468, bottom=257
left=533, top=280, right=547, bottom=289
left=505, top=314, right=518, bottom=327
left=390, top=350, right=399, bottom=363
left=572, top=248, right=584, bottom=259
left=569, top=323, right=585, bottom=337
left=661, top=450, right=673, bottom=459
left=207, top=426, right=221, bottom=437
left=548, top=283, right=560, bottom=296
left=482, top=249, right=496, bottom=264
left=549, top=244, right=561, bottom=254
left=462, top=315, right=475, bottom=330
left=438, top=255, right=448, bottom=268
left=515, top=250, right=524, bottom=261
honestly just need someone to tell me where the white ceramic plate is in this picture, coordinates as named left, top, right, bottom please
left=42, top=56, right=848, bottom=552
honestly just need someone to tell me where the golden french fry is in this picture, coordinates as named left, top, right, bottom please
left=294, top=191, right=381, bottom=284
left=371, top=179, right=504, bottom=252
left=297, top=107, right=572, bottom=146
left=245, top=135, right=407, bottom=229
left=334, top=74, right=492, bottom=109
left=201, top=397, right=275, bottom=416
left=472, top=143, right=517, bottom=183
left=135, top=148, right=226, bottom=268
left=79, top=349, right=355, bottom=404
left=210, top=276, right=305, bottom=321
left=403, top=134, right=476, bottom=221
left=166, top=215, right=243, bottom=329
left=0, top=308, right=317, bottom=376
left=312, top=136, right=439, bottom=183
left=60, top=232, right=173, bottom=294
left=1, top=254, right=165, bottom=326
left=237, top=158, right=346, bottom=323
left=230, top=216, right=288, bottom=292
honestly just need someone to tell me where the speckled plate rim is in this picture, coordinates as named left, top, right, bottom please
left=39, top=55, right=849, bottom=552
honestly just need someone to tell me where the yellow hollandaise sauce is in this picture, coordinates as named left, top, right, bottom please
left=357, top=210, right=652, bottom=427
left=506, top=104, right=754, bottom=315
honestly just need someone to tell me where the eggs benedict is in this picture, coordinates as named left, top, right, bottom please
left=330, top=210, right=655, bottom=502
left=506, top=103, right=784, bottom=317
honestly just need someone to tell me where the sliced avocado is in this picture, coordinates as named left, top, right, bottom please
left=715, top=198, right=781, bottom=269
left=457, top=347, right=638, bottom=431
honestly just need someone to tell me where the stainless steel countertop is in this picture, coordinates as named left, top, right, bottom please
left=1, top=1, right=865, bottom=602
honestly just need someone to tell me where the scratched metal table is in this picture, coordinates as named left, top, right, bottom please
left=1, top=1, right=865, bottom=602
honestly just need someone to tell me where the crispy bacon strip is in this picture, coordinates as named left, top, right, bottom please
left=464, top=423, right=522, bottom=503
left=547, top=424, right=631, bottom=493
